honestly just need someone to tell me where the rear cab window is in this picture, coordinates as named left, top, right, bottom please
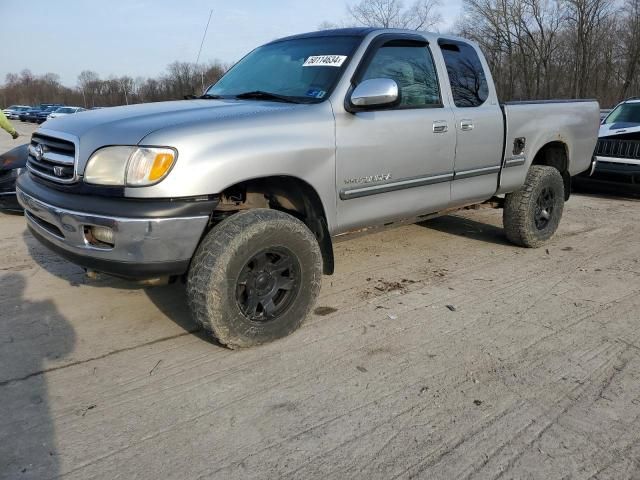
left=438, top=39, right=489, bottom=108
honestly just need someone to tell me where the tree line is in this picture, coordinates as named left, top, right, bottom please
left=0, top=61, right=227, bottom=108
left=2, top=0, right=638, bottom=108
left=458, top=0, right=640, bottom=106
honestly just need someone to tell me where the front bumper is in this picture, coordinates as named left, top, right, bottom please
left=17, top=174, right=217, bottom=279
left=592, top=156, right=640, bottom=176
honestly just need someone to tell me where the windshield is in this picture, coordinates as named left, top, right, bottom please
left=205, top=36, right=360, bottom=103
left=604, top=103, right=640, bottom=125
left=56, top=107, right=73, bottom=113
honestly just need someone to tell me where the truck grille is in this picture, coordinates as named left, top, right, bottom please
left=596, top=138, right=640, bottom=159
left=27, top=133, right=77, bottom=184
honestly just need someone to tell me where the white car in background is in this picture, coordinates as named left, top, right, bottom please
left=591, top=98, right=640, bottom=182
left=48, top=106, right=86, bottom=119
left=3, top=105, right=31, bottom=119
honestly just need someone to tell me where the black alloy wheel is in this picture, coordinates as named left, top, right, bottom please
left=187, top=208, right=322, bottom=348
left=534, top=187, right=556, bottom=230
left=235, top=247, right=301, bottom=322
left=503, top=165, right=565, bottom=248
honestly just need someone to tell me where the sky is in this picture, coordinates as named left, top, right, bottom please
left=0, top=0, right=463, bottom=87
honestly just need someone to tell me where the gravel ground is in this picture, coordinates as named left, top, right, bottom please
left=1, top=121, right=640, bottom=479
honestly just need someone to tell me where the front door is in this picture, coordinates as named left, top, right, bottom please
left=334, top=35, right=457, bottom=233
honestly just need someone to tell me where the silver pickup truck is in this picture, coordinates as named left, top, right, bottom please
left=17, top=28, right=599, bottom=348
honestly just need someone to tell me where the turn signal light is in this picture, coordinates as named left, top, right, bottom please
left=149, top=153, right=175, bottom=181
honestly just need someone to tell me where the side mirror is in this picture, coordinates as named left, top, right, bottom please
left=348, top=78, right=399, bottom=111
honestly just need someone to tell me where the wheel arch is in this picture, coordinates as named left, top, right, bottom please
left=530, top=141, right=571, bottom=200
left=212, top=175, right=335, bottom=275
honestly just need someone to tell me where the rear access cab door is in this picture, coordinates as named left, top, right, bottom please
left=437, top=38, right=504, bottom=205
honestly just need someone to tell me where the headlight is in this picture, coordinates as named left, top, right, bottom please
left=84, top=146, right=134, bottom=186
left=84, top=146, right=177, bottom=187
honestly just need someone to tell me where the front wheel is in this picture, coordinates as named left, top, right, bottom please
left=503, top=165, right=565, bottom=248
left=187, top=208, right=322, bottom=349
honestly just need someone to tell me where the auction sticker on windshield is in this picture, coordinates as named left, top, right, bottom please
left=303, top=55, right=348, bottom=67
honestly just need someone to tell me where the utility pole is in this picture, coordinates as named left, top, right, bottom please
left=195, top=9, right=214, bottom=94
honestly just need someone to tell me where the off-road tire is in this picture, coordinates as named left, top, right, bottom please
left=187, top=208, right=322, bottom=348
left=503, top=165, right=565, bottom=248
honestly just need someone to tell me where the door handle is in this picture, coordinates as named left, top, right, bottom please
left=460, top=119, right=474, bottom=131
left=433, top=121, right=448, bottom=134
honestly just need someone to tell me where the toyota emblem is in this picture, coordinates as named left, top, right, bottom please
left=34, top=144, right=44, bottom=161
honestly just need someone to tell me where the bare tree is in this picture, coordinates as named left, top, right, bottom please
left=458, top=0, right=638, bottom=105
left=563, top=0, right=615, bottom=97
left=77, top=70, right=101, bottom=107
left=619, top=0, right=640, bottom=98
left=409, top=0, right=444, bottom=30
left=317, top=21, right=343, bottom=30
left=347, top=0, right=443, bottom=30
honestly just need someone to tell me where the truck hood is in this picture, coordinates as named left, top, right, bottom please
left=40, top=100, right=302, bottom=167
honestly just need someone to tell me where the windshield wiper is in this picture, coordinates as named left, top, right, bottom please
left=234, top=91, right=299, bottom=104
left=184, top=94, right=221, bottom=100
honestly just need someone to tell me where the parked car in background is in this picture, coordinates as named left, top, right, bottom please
left=36, top=105, right=65, bottom=123
left=22, top=107, right=43, bottom=123
left=0, top=144, right=28, bottom=211
left=2, top=105, right=19, bottom=115
left=21, top=104, right=63, bottom=123
left=591, top=98, right=640, bottom=183
left=48, top=106, right=85, bottom=119
left=17, top=28, right=599, bottom=348
left=3, top=105, right=31, bottom=119
left=9, top=106, right=32, bottom=120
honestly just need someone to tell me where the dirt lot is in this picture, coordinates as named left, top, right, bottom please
left=1, top=123, right=640, bottom=479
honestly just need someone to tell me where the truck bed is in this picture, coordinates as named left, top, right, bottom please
left=498, top=100, right=600, bottom=195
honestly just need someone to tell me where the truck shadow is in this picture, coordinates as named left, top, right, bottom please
left=21, top=230, right=215, bottom=346
left=144, top=285, right=218, bottom=346
left=0, top=273, right=75, bottom=479
left=417, top=215, right=513, bottom=246
left=573, top=178, right=640, bottom=200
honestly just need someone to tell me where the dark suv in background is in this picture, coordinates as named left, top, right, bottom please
left=35, top=105, right=63, bottom=123
left=20, top=107, right=42, bottom=122
left=20, top=104, right=64, bottom=123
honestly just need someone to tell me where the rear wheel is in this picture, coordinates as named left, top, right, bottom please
left=503, top=165, right=565, bottom=248
left=187, top=208, right=322, bottom=348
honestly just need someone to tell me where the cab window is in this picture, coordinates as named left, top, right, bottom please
left=361, top=42, right=441, bottom=108
left=438, top=39, right=489, bottom=108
